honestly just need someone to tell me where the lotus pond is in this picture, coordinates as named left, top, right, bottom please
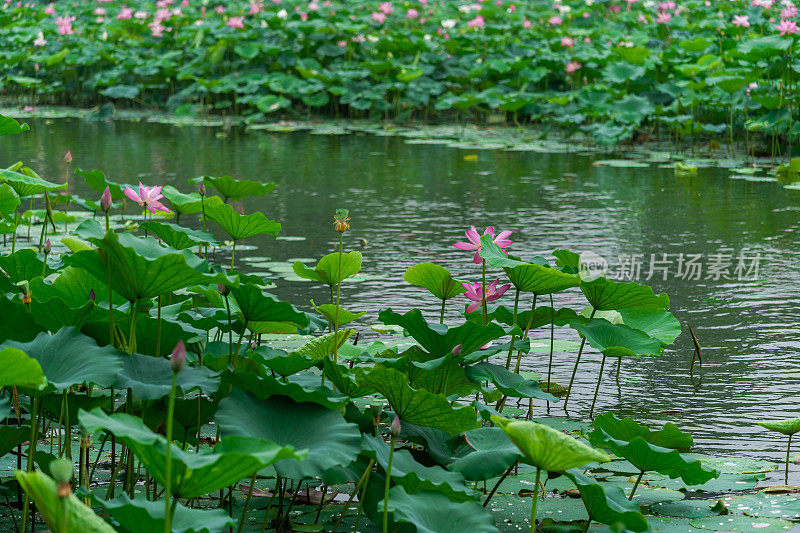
left=1, top=112, right=800, bottom=533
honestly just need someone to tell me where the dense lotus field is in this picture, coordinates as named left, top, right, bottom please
left=2, top=113, right=800, bottom=533
left=1, top=0, right=799, bottom=148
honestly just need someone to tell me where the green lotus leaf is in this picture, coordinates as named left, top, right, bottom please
left=449, top=426, right=522, bottom=481
left=690, top=515, right=793, bottom=532
left=160, top=185, right=223, bottom=217
left=67, top=229, right=233, bottom=301
left=28, top=297, right=98, bottom=332
left=79, top=407, right=304, bottom=498
left=618, top=309, right=681, bottom=346
left=357, top=364, right=479, bottom=435
left=321, top=358, right=374, bottom=397
left=29, top=266, right=123, bottom=306
left=476, top=305, right=578, bottom=330
left=0, top=183, right=20, bottom=215
left=292, top=251, right=362, bottom=286
left=139, top=221, right=219, bottom=250
left=491, top=416, right=609, bottom=471
left=229, top=371, right=349, bottom=410
left=15, top=471, right=116, bottom=533
left=0, top=346, right=46, bottom=389
left=0, top=296, right=44, bottom=344
left=589, top=429, right=719, bottom=486
left=115, top=353, right=220, bottom=400
left=1, top=328, right=123, bottom=392
left=363, top=434, right=474, bottom=502
left=0, top=115, right=29, bottom=136
left=291, top=328, right=353, bottom=360
left=480, top=236, right=580, bottom=294
left=311, top=300, right=365, bottom=326
left=581, top=276, right=670, bottom=311
left=0, top=425, right=29, bottom=457
left=0, top=248, right=54, bottom=283
left=403, top=263, right=464, bottom=300
left=592, top=413, right=694, bottom=450
left=215, top=388, right=361, bottom=479
left=757, top=418, right=800, bottom=436
left=553, top=249, right=581, bottom=272
left=564, top=468, right=649, bottom=532
left=86, top=492, right=235, bottom=533
left=571, top=318, right=664, bottom=357
left=378, top=308, right=505, bottom=360
left=230, top=283, right=308, bottom=328
left=203, top=202, right=281, bottom=242
left=0, top=168, right=64, bottom=196
left=75, top=168, right=124, bottom=199
left=464, top=362, right=558, bottom=402
left=193, top=175, right=276, bottom=201
left=380, top=485, right=497, bottom=533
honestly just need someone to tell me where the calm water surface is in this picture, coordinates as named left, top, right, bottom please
left=4, top=118, right=800, bottom=470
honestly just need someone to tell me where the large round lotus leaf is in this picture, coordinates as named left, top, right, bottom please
left=758, top=418, right=800, bottom=436
left=491, top=416, right=610, bottom=471
left=634, top=517, right=698, bottom=532
left=383, top=485, right=497, bottom=533
left=0, top=347, right=46, bottom=389
left=571, top=318, right=663, bottom=358
left=690, top=516, right=793, bottom=532
left=450, top=426, right=522, bottom=481
left=215, top=388, right=362, bottom=480
left=489, top=494, right=588, bottom=525
left=644, top=472, right=764, bottom=493
left=115, top=353, right=220, bottom=400
left=2, top=327, right=123, bottom=392
left=580, top=277, right=670, bottom=311
left=192, top=175, right=275, bottom=201
left=15, top=471, right=115, bottom=533
left=403, top=262, right=463, bottom=300
left=681, top=454, right=777, bottom=474
left=651, top=499, right=721, bottom=518
left=721, top=493, right=800, bottom=519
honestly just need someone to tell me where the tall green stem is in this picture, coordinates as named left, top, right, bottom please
left=333, top=232, right=343, bottom=363
left=382, top=436, right=396, bottom=533
left=21, top=395, right=39, bottom=533
left=589, top=354, right=607, bottom=419
left=629, top=471, right=644, bottom=501
left=547, top=294, right=555, bottom=393
left=481, top=261, right=488, bottom=325
left=504, top=289, right=521, bottom=369
left=563, top=307, right=596, bottom=411
left=156, top=295, right=162, bottom=357
left=224, top=294, right=233, bottom=367
left=529, top=467, right=541, bottom=533
left=514, top=294, right=537, bottom=374
left=786, top=435, right=793, bottom=485
left=163, top=372, right=178, bottom=533
left=439, top=298, right=446, bottom=324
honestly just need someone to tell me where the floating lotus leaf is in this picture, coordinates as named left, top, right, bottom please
left=464, top=362, right=558, bottom=402
left=491, top=416, right=609, bottom=471
left=380, top=485, right=496, bottom=533
left=565, top=468, right=649, bottom=532
left=403, top=263, right=464, bottom=300
left=571, top=318, right=664, bottom=357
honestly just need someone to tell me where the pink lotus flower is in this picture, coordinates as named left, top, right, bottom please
left=732, top=14, right=750, bottom=27
left=378, top=1, right=393, bottom=14
left=227, top=15, right=244, bottom=28
left=214, top=5, right=225, bottom=14
left=371, top=11, right=386, bottom=23
left=43, top=3, right=53, bottom=13
left=656, top=11, right=672, bottom=23
left=560, top=36, right=575, bottom=47
left=123, top=182, right=170, bottom=214
left=55, top=15, right=75, bottom=35
left=565, top=61, right=582, bottom=73
left=453, top=225, right=513, bottom=264
left=33, top=32, right=46, bottom=46
left=406, top=8, right=418, bottom=18
left=776, top=18, right=799, bottom=35
left=781, top=5, right=798, bottom=18
left=467, top=14, right=484, bottom=27
left=548, top=15, right=562, bottom=25
left=522, top=18, right=531, bottom=28
left=462, top=279, right=511, bottom=314
left=658, top=1, right=676, bottom=10
left=117, top=7, right=133, bottom=19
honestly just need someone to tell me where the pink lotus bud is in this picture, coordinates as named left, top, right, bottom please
left=43, top=239, right=51, bottom=254
left=64, top=150, right=72, bottom=163
left=390, top=415, right=401, bottom=438
left=199, top=182, right=206, bottom=196
left=88, top=289, right=96, bottom=301
left=170, top=340, right=186, bottom=372
left=452, top=344, right=463, bottom=357
left=101, top=186, right=112, bottom=212
left=218, top=283, right=230, bottom=296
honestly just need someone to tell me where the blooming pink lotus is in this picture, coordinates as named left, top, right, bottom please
left=371, top=11, right=386, bottom=23
left=378, top=1, right=393, bottom=14
left=123, top=182, right=170, bottom=214
left=453, top=225, right=513, bottom=264
left=467, top=14, right=484, bottom=28
left=548, top=15, right=562, bottom=25
left=117, top=7, right=133, bottom=19
left=406, top=8, right=418, bottom=19
left=732, top=14, right=750, bottom=28
left=55, top=15, right=75, bottom=35
left=565, top=61, right=582, bottom=73
left=462, top=279, right=511, bottom=314
left=227, top=15, right=244, bottom=28
left=656, top=11, right=672, bottom=24
left=776, top=18, right=799, bottom=35
left=560, top=36, right=575, bottom=47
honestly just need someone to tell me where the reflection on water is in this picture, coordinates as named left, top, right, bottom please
left=3, top=117, right=800, bottom=463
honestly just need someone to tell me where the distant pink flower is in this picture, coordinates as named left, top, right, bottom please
left=298, top=10, right=307, bottom=20
left=149, top=22, right=165, bottom=36
left=565, top=61, right=582, bottom=73
left=214, top=5, right=225, bottom=14
left=94, top=7, right=105, bottom=15
left=749, top=82, right=758, bottom=89
left=781, top=5, right=798, bottom=18
left=453, top=226, right=513, bottom=264
left=371, top=11, right=385, bottom=23
left=522, top=19, right=531, bottom=28
left=658, top=1, right=676, bottom=10
left=117, top=7, right=133, bottom=19
left=378, top=1, right=393, bottom=14
left=638, top=13, right=648, bottom=24
left=732, top=14, right=750, bottom=27
left=560, top=36, right=575, bottom=47
left=467, top=14, right=484, bottom=27
left=248, top=1, right=261, bottom=13
left=508, top=4, right=516, bottom=12
left=656, top=11, right=672, bottom=23
left=462, top=279, right=511, bottom=314
left=548, top=15, right=562, bottom=25
left=406, top=8, right=418, bottom=18
left=227, top=15, right=244, bottom=28
left=33, top=31, right=46, bottom=46
left=776, top=18, right=799, bottom=35
left=123, top=182, right=170, bottom=214
left=43, top=2, right=53, bottom=13
left=55, top=15, right=75, bottom=35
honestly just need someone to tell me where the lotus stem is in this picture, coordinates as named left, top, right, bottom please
left=333, top=231, right=344, bottom=363
left=529, top=467, right=541, bottom=533
left=237, top=471, right=258, bottom=533
left=156, top=295, right=162, bottom=357
left=547, top=294, right=555, bottom=393
left=20, top=395, right=39, bottom=533
left=589, top=354, right=607, bottom=419
left=563, top=307, right=596, bottom=411
left=104, top=210, right=110, bottom=233
left=64, top=392, right=71, bottom=460
left=223, top=293, right=233, bottom=367
left=514, top=294, right=537, bottom=374
left=439, top=298, right=446, bottom=325
left=508, top=294, right=537, bottom=371
left=64, top=160, right=70, bottom=233
left=332, top=458, right=374, bottom=533
left=128, top=300, right=139, bottom=354
left=163, top=372, right=178, bottom=533
left=504, top=289, right=521, bottom=369
left=483, top=461, right=516, bottom=508
left=481, top=261, right=487, bottom=325
left=629, top=470, right=644, bottom=500
left=382, top=435, right=396, bottom=533
left=231, top=239, right=236, bottom=270
left=786, top=435, right=793, bottom=485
